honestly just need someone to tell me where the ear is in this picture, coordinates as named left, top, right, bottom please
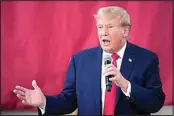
left=122, top=28, right=129, bottom=38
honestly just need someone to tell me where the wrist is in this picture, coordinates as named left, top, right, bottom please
left=40, top=95, right=46, bottom=109
left=121, top=78, right=129, bottom=92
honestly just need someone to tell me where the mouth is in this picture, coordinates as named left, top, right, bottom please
left=102, top=39, right=111, bottom=45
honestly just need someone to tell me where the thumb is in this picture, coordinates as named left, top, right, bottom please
left=32, top=80, right=39, bottom=89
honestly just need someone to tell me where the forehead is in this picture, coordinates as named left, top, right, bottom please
left=96, top=16, right=121, bottom=25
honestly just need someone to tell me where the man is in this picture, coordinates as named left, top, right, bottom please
left=13, top=6, right=165, bottom=115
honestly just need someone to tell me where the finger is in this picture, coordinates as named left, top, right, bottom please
left=109, top=74, right=123, bottom=82
left=104, top=64, right=113, bottom=69
left=17, top=94, right=26, bottom=101
left=22, top=100, right=29, bottom=105
left=25, top=94, right=31, bottom=105
left=104, top=71, right=116, bottom=77
left=13, top=90, right=25, bottom=96
left=104, top=64, right=117, bottom=72
left=103, top=66, right=116, bottom=74
left=15, top=86, right=28, bottom=93
left=32, top=80, right=39, bottom=89
left=109, top=77, right=116, bottom=81
left=104, top=66, right=120, bottom=75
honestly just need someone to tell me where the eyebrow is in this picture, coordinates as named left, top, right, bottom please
left=96, top=24, right=114, bottom=26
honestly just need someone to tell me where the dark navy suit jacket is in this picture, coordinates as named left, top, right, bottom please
left=38, top=42, right=165, bottom=115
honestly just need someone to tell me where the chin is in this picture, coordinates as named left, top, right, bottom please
left=102, top=46, right=113, bottom=53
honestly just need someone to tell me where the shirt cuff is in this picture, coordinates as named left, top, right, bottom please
left=39, top=103, right=46, bottom=115
left=121, top=81, right=131, bottom=97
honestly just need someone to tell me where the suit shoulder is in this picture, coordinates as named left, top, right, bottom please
left=73, top=46, right=100, bottom=58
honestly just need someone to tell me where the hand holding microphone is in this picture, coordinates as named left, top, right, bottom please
left=103, top=55, right=129, bottom=92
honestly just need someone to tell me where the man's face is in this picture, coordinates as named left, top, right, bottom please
left=96, top=16, right=127, bottom=53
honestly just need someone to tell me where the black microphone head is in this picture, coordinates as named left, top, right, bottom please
left=104, top=55, right=112, bottom=66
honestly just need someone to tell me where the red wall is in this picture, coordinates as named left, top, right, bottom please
left=1, top=1, right=172, bottom=110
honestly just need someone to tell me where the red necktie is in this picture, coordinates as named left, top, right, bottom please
left=104, top=53, right=119, bottom=115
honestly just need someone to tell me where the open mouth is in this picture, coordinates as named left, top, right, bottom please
left=102, top=39, right=111, bottom=45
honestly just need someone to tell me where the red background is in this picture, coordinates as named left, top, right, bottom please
left=1, top=1, right=172, bottom=110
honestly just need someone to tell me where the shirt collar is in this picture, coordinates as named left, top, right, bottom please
left=103, top=42, right=127, bottom=59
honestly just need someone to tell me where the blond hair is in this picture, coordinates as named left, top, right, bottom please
left=94, top=6, right=131, bottom=27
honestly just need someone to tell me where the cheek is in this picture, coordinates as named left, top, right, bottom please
left=97, top=31, right=102, bottom=39
left=112, top=39, right=120, bottom=45
left=110, top=30, right=120, bottom=36
left=110, top=31, right=122, bottom=39
left=110, top=33, right=122, bottom=44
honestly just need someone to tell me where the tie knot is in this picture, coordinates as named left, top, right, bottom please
left=111, top=53, right=119, bottom=61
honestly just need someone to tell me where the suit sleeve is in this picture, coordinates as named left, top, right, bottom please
left=38, top=56, right=77, bottom=115
left=129, top=54, right=165, bottom=113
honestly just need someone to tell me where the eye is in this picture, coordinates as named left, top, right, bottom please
left=97, top=26, right=103, bottom=29
left=108, top=25, right=114, bottom=28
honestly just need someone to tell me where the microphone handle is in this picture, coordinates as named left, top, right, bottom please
left=106, top=75, right=113, bottom=92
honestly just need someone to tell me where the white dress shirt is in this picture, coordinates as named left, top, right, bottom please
left=40, top=42, right=131, bottom=114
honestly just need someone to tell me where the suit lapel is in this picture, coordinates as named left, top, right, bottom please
left=115, top=42, right=136, bottom=107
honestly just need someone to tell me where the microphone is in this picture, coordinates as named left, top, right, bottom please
left=104, top=55, right=113, bottom=92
